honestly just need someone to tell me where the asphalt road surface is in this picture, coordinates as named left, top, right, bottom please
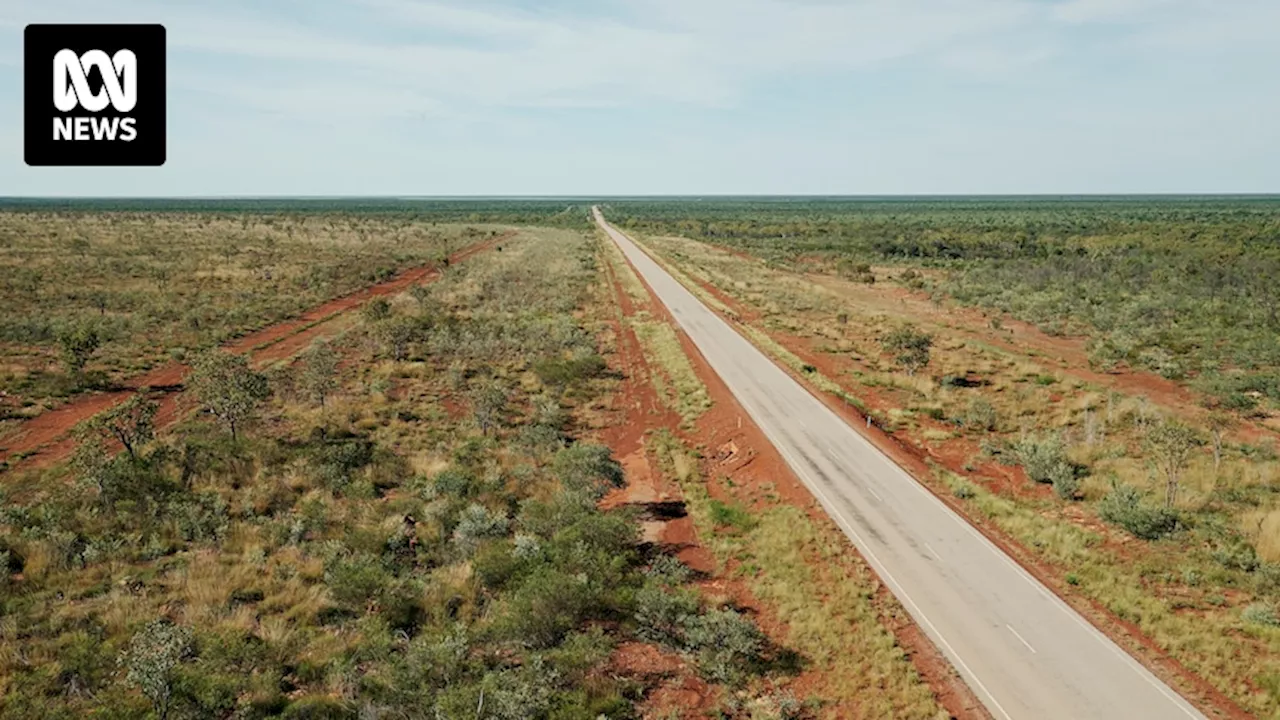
left=595, top=207, right=1207, bottom=720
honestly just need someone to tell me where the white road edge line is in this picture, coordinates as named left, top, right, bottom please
left=1007, top=625, right=1037, bottom=654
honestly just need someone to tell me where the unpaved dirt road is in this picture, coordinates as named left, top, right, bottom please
left=595, top=208, right=1206, bottom=720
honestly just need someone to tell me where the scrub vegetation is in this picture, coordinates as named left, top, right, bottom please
left=0, top=209, right=497, bottom=420
left=604, top=196, right=1280, bottom=716
left=0, top=224, right=789, bottom=719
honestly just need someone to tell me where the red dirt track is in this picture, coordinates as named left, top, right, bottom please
left=0, top=234, right=507, bottom=472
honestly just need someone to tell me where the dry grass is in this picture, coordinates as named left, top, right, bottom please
left=1244, top=509, right=1280, bottom=564
left=0, top=212, right=494, bottom=416
left=601, top=237, right=712, bottom=424
left=653, top=432, right=945, bottom=719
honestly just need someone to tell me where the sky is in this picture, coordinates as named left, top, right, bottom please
left=1, top=0, right=1278, bottom=196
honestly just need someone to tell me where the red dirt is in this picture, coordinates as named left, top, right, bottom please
left=0, top=234, right=508, bottom=472
left=597, top=250, right=712, bottom=574
left=663, top=257, right=1251, bottom=720
left=598, top=244, right=988, bottom=719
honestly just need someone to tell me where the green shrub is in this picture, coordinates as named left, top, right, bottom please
left=684, top=608, right=768, bottom=686
left=57, top=319, right=102, bottom=375
left=473, top=540, right=528, bottom=590
left=494, top=569, right=592, bottom=649
left=452, top=503, right=509, bottom=556
left=1097, top=484, right=1179, bottom=540
left=361, top=298, right=392, bottom=323
left=430, top=466, right=475, bottom=499
left=380, top=581, right=426, bottom=633
left=1212, top=540, right=1261, bottom=573
left=516, top=423, right=566, bottom=455
left=635, top=581, right=700, bottom=646
left=1014, top=435, right=1081, bottom=499
left=963, top=398, right=998, bottom=432
left=324, top=553, right=391, bottom=609
left=709, top=500, right=757, bottom=532
left=188, top=350, right=270, bottom=440
left=168, top=491, right=230, bottom=543
left=880, top=325, right=933, bottom=375
left=532, top=353, right=607, bottom=389
left=646, top=554, right=694, bottom=586
left=517, top=492, right=595, bottom=538
left=544, top=511, right=638, bottom=590
left=122, top=620, right=193, bottom=720
left=1242, top=603, right=1280, bottom=628
left=310, top=436, right=375, bottom=491
left=552, top=443, right=625, bottom=500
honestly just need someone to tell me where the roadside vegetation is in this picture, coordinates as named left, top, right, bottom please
left=651, top=432, right=945, bottom=719
left=602, top=234, right=946, bottom=718
left=607, top=201, right=1280, bottom=716
left=599, top=236, right=711, bottom=425
left=0, top=226, right=787, bottom=719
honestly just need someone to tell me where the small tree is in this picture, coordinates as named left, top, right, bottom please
left=1146, top=420, right=1200, bottom=508
left=122, top=620, right=192, bottom=720
left=68, top=236, right=91, bottom=258
left=552, top=443, right=625, bottom=500
left=470, top=381, right=508, bottom=436
left=188, top=351, right=269, bottom=440
left=362, top=297, right=392, bottom=323
left=1207, top=412, right=1235, bottom=474
left=881, top=325, right=933, bottom=376
left=57, top=321, right=101, bottom=375
left=90, top=391, right=158, bottom=460
left=299, top=340, right=339, bottom=407
left=70, top=429, right=112, bottom=497
left=373, top=317, right=419, bottom=361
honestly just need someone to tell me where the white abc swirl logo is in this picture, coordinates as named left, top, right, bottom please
left=52, top=48, right=137, bottom=113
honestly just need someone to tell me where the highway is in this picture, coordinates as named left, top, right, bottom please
left=595, top=207, right=1207, bottom=720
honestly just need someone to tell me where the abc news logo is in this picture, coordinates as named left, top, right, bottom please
left=25, top=24, right=166, bottom=166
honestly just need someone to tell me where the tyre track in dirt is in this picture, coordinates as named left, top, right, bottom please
left=0, top=233, right=509, bottom=472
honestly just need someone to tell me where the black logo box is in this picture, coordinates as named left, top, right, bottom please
left=24, top=24, right=166, bottom=167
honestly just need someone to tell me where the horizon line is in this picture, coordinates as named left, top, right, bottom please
left=3, top=193, right=1280, bottom=201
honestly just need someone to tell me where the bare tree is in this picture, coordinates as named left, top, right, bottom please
left=1206, top=412, right=1236, bottom=475
left=1146, top=420, right=1200, bottom=508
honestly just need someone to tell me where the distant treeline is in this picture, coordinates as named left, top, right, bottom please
left=0, top=198, right=597, bottom=228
